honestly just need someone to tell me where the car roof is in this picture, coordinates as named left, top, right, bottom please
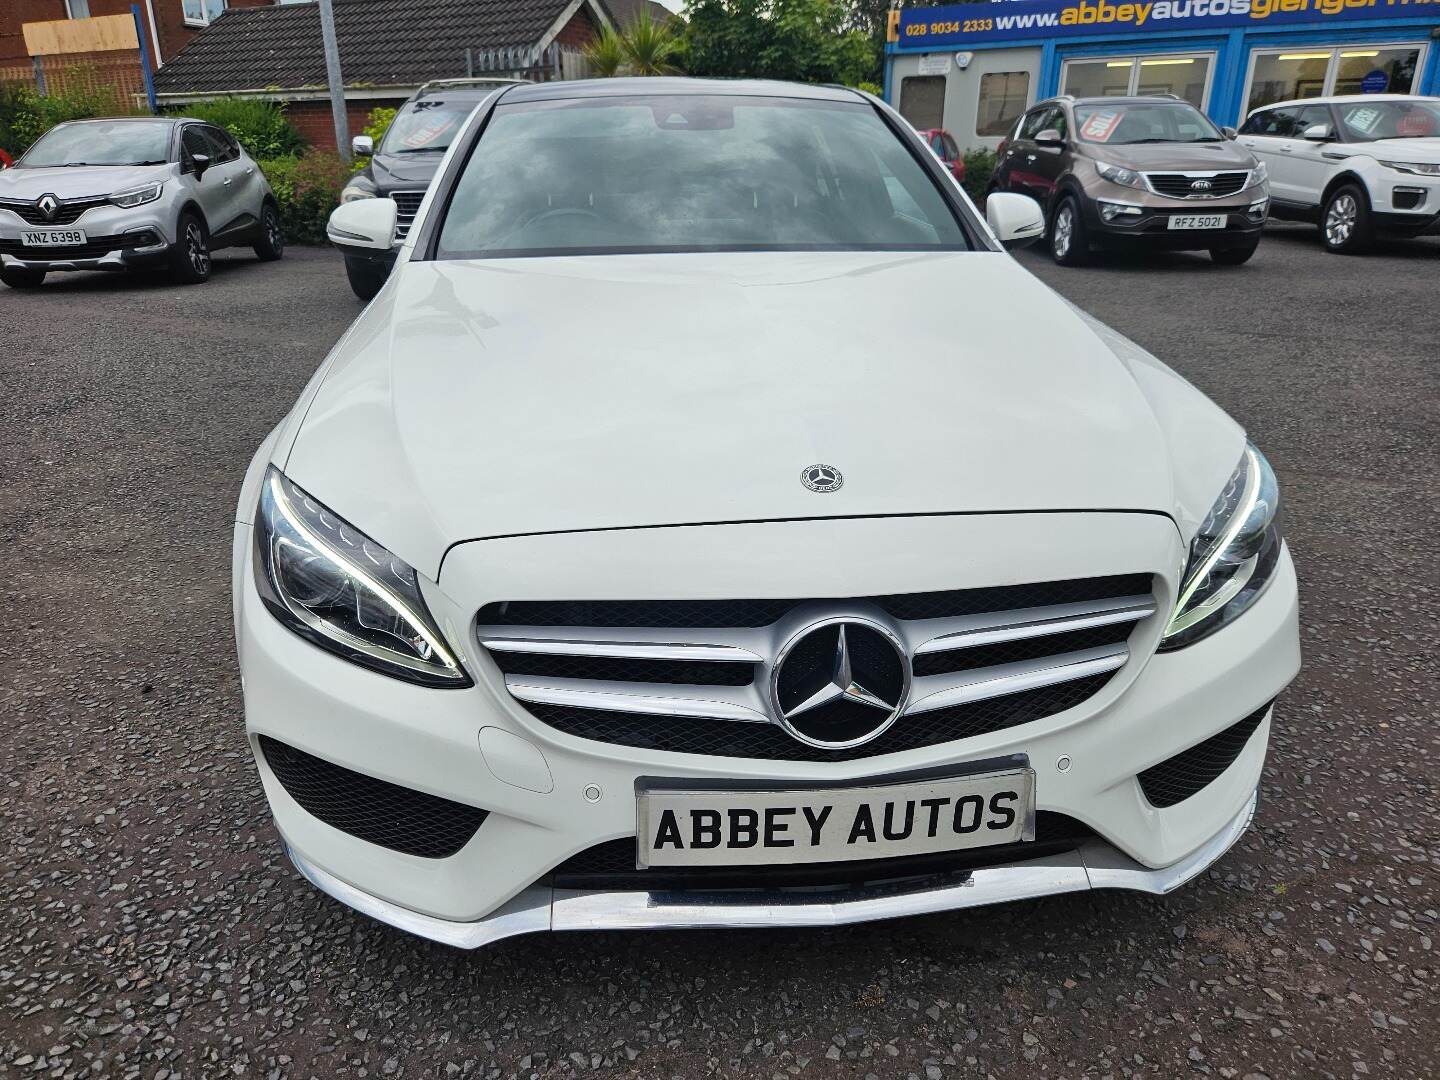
left=1047, top=95, right=1194, bottom=108
left=413, top=78, right=528, bottom=101
left=497, top=77, right=864, bottom=105
left=56, top=115, right=182, bottom=125
left=1253, top=93, right=1440, bottom=111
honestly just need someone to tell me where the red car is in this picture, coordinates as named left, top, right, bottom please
left=916, top=128, right=965, bottom=184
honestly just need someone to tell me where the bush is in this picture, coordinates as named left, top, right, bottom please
left=362, top=107, right=396, bottom=148
left=259, top=150, right=350, bottom=244
left=177, top=97, right=305, bottom=159
left=961, top=148, right=997, bottom=204
left=0, top=81, right=137, bottom=157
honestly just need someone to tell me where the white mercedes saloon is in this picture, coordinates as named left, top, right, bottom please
left=234, top=78, right=1299, bottom=948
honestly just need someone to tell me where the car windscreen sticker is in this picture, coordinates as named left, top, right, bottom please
left=1080, top=110, right=1122, bottom=142
left=1396, top=110, right=1436, bottom=138
left=400, top=117, right=457, bottom=149
left=1343, top=107, right=1382, bottom=136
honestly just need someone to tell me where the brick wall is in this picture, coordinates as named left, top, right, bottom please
left=285, top=97, right=408, bottom=152
left=1, top=0, right=69, bottom=64
left=552, top=6, right=599, bottom=48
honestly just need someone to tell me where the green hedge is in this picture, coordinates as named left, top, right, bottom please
left=176, top=97, right=306, bottom=160
left=961, top=148, right=997, bottom=205
left=0, top=82, right=139, bottom=157
left=259, top=151, right=351, bottom=244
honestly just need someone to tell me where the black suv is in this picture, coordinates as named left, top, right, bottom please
left=339, top=78, right=524, bottom=298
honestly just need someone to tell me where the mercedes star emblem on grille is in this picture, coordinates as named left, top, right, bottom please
left=770, top=618, right=910, bottom=748
left=37, top=194, right=59, bottom=220
left=800, top=463, right=843, bottom=492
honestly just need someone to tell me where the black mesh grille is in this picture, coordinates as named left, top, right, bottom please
left=1137, top=701, right=1272, bottom=808
left=527, top=673, right=1113, bottom=762
left=491, top=651, right=756, bottom=686
left=0, top=233, right=151, bottom=260
left=259, top=736, right=488, bottom=858
left=912, top=622, right=1134, bottom=678
left=477, top=575, right=1152, bottom=630
left=0, top=196, right=108, bottom=225
left=1146, top=172, right=1250, bottom=199
left=551, top=812, right=1096, bottom=890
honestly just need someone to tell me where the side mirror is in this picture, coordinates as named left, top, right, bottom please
left=327, top=197, right=398, bottom=251
left=1221, top=126, right=1238, bottom=140
left=1302, top=123, right=1333, bottom=142
left=190, top=152, right=211, bottom=178
left=1034, top=129, right=1064, bottom=148
left=352, top=134, right=374, bottom=157
left=986, top=192, right=1045, bottom=250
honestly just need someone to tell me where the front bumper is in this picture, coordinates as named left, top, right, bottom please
left=0, top=203, right=176, bottom=273
left=235, top=503, right=1300, bottom=945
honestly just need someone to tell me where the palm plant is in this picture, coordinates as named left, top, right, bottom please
left=618, top=11, right=685, bottom=76
left=583, top=25, right=628, bottom=78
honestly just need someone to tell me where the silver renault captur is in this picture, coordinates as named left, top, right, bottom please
left=0, top=116, right=283, bottom=289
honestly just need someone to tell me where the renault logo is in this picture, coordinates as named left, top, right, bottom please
left=800, top=463, right=843, bottom=493
left=770, top=618, right=910, bottom=748
left=37, top=194, right=59, bottom=220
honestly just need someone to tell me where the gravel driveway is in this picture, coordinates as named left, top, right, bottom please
left=2, top=225, right=1437, bottom=1079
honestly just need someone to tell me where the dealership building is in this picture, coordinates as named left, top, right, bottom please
left=884, top=0, right=1440, bottom=151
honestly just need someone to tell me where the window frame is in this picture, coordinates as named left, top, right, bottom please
left=1239, top=41, right=1428, bottom=116
left=64, top=0, right=91, bottom=19
left=411, top=88, right=995, bottom=263
left=182, top=0, right=228, bottom=28
left=974, top=70, right=1032, bottom=139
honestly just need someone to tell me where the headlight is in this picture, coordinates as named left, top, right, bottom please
left=110, top=181, right=164, bottom=208
left=1379, top=160, right=1440, bottom=176
left=1094, top=160, right=1143, bottom=189
left=1248, top=160, right=1268, bottom=187
left=340, top=176, right=377, bottom=203
left=254, top=468, right=469, bottom=686
left=1161, top=443, right=1283, bottom=651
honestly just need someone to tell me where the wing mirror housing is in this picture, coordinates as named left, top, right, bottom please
left=986, top=192, right=1045, bottom=250
left=327, top=197, right=398, bottom=252
left=352, top=134, right=375, bottom=157
left=189, top=152, right=211, bottom=178
left=1221, top=125, right=1238, bottom=140
left=1303, top=123, right=1333, bottom=142
left=1034, top=129, right=1065, bottom=148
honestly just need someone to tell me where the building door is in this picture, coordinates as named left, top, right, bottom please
left=1060, top=53, right=1214, bottom=108
left=899, top=76, right=946, bottom=130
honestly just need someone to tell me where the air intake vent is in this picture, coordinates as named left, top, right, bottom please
left=1137, top=701, right=1272, bottom=808
left=259, top=736, right=487, bottom=858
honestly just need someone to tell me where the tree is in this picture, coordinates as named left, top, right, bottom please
left=682, top=0, right=878, bottom=87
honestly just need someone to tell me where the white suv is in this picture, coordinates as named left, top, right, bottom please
left=1238, top=95, right=1440, bottom=253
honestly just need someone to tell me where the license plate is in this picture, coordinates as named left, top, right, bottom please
left=1167, top=215, right=1225, bottom=230
left=636, top=764, right=1035, bottom=868
left=21, top=229, right=86, bottom=247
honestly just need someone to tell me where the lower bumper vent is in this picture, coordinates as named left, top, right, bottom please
left=1137, top=700, right=1272, bottom=808
left=259, top=736, right=487, bottom=858
left=551, top=812, right=1096, bottom=890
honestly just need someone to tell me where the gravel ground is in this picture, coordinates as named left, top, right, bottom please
left=2, top=225, right=1437, bottom=1080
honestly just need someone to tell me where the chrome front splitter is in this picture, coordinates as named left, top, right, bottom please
left=284, top=790, right=1258, bottom=950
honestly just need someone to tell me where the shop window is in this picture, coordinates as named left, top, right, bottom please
left=1061, top=54, right=1211, bottom=108
left=899, top=76, right=945, bottom=131
left=1245, top=45, right=1424, bottom=113
left=975, top=72, right=1030, bottom=137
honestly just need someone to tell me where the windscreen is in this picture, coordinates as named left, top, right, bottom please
left=20, top=121, right=171, bottom=166
left=380, top=99, right=484, bottom=154
left=1074, top=102, right=1222, bottom=144
left=1333, top=100, right=1440, bottom=141
left=435, top=95, right=970, bottom=257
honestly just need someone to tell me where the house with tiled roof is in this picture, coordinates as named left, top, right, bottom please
left=151, top=0, right=613, bottom=148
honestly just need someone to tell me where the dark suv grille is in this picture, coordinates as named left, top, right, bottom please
left=1137, top=700, right=1272, bottom=808
left=550, top=812, right=1096, bottom=890
left=391, top=190, right=425, bottom=239
left=0, top=195, right=108, bottom=226
left=1145, top=172, right=1250, bottom=199
left=259, top=736, right=488, bottom=858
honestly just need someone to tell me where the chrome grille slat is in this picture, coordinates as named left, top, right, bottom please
left=478, top=575, right=1156, bottom=760
left=505, top=677, right=772, bottom=723
left=391, top=190, right=425, bottom=240
left=904, top=645, right=1130, bottom=717
left=908, top=595, right=1155, bottom=655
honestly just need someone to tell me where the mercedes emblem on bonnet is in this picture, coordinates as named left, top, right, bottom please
left=800, top=464, right=843, bottom=493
